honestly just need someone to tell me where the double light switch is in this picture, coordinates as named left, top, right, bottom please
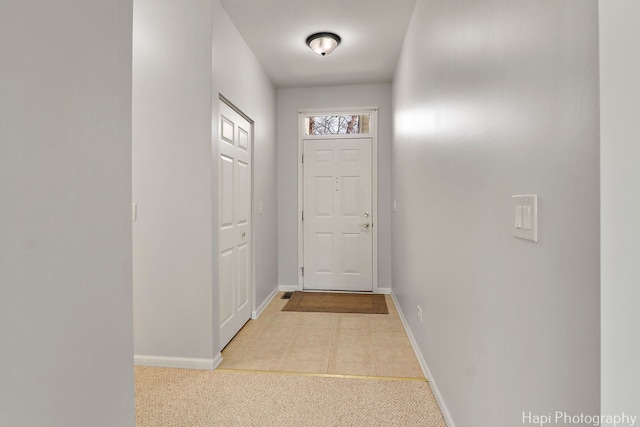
left=512, top=195, right=538, bottom=242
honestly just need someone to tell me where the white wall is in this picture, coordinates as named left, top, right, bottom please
left=392, top=1, right=600, bottom=426
left=0, top=1, right=134, bottom=426
left=277, top=84, right=393, bottom=289
left=133, top=0, right=216, bottom=362
left=133, top=0, right=277, bottom=363
left=600, top=1, right=640, bottom=422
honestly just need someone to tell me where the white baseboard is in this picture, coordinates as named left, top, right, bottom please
left=377, top=287, right=391, bottom=294
left=390, top=291, right=456, bottom=427
left=212, top=352, right=223, bottom=369
left=134, top=354, right=222, bottom=371
left=253, top=286, right=279, bottom=319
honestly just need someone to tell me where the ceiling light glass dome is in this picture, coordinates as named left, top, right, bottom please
left=306, top=32, right=341, bottom=56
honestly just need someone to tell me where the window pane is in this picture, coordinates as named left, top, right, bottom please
left=305, top=114, right=370, bottom=135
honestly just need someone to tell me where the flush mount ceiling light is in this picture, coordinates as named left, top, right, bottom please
left=306, top=32, right=341, bottom=56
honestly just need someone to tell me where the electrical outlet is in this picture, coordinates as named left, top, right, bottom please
left=417, top=305, right=423, bottom=322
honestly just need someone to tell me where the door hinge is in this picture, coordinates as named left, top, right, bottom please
left=301, top=267, right=304, bottom=277
left=302, top=210, right=304, bottom=221
left=302, top=154, right=304, bottom=164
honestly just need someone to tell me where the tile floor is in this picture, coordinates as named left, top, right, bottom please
left=219, top=292, right=425, bottom=378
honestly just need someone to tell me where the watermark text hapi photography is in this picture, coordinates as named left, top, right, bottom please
left=522, top=411, right=637, bottom=426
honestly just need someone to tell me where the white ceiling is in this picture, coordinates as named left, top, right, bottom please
left=219, top=0, right=417, bottom=88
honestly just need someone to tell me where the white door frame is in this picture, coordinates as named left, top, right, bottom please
left=220, top=95, right=256, bottom=318
left=217, top=94, right=255, bottom=351
left=297, top=107, right=379, bottom=292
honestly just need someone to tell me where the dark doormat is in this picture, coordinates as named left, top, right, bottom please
left=281, top=291, right=388, bottom=314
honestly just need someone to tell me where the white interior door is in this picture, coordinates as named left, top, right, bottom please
left=218, top=100, right=252, bottom=350
left=303, top=138, right=373, bottom=291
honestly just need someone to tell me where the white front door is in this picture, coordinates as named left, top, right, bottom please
left=218, top=100, right=252, bottom=350
left=303, top=138, right=373, bottom=291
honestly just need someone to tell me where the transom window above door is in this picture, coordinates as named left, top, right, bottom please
left=304, top=114, right=371, bottom=135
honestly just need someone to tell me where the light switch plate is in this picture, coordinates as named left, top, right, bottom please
left=512, top=195, right=538, bottom=242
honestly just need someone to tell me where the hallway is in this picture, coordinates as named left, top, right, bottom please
left=4, top=1, right=639, bottom=427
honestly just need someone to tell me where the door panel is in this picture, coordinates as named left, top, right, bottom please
left=341, top=233, right=360, bottom=273
left=237, top=243, right=249, bottom=310
left=220, top=155, right=234, bottom=227
left=237, top=160, right=250, bottom=223
left=315, top=233, right=333, bottom=273
left=341, top=176, right=359, bottom=216
left=315, top=177, right=333, bottom=216
left=218, top=100, right=252, bottom=350
left=303, top=138, right=373, bottom=291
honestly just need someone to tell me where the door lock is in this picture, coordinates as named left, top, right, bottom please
left=242, top=232, right=246, bottom=238
left=363, top=211, right=369, bottom=218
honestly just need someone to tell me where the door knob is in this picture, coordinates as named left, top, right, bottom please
left=242, top=232, right=246, bottom=238
left=360, top=223, right=370, bottom=229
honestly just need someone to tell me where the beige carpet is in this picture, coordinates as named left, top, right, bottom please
left=281, top=291, right=388, bottom=314
left=135, top=366, right=447, bottom=426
